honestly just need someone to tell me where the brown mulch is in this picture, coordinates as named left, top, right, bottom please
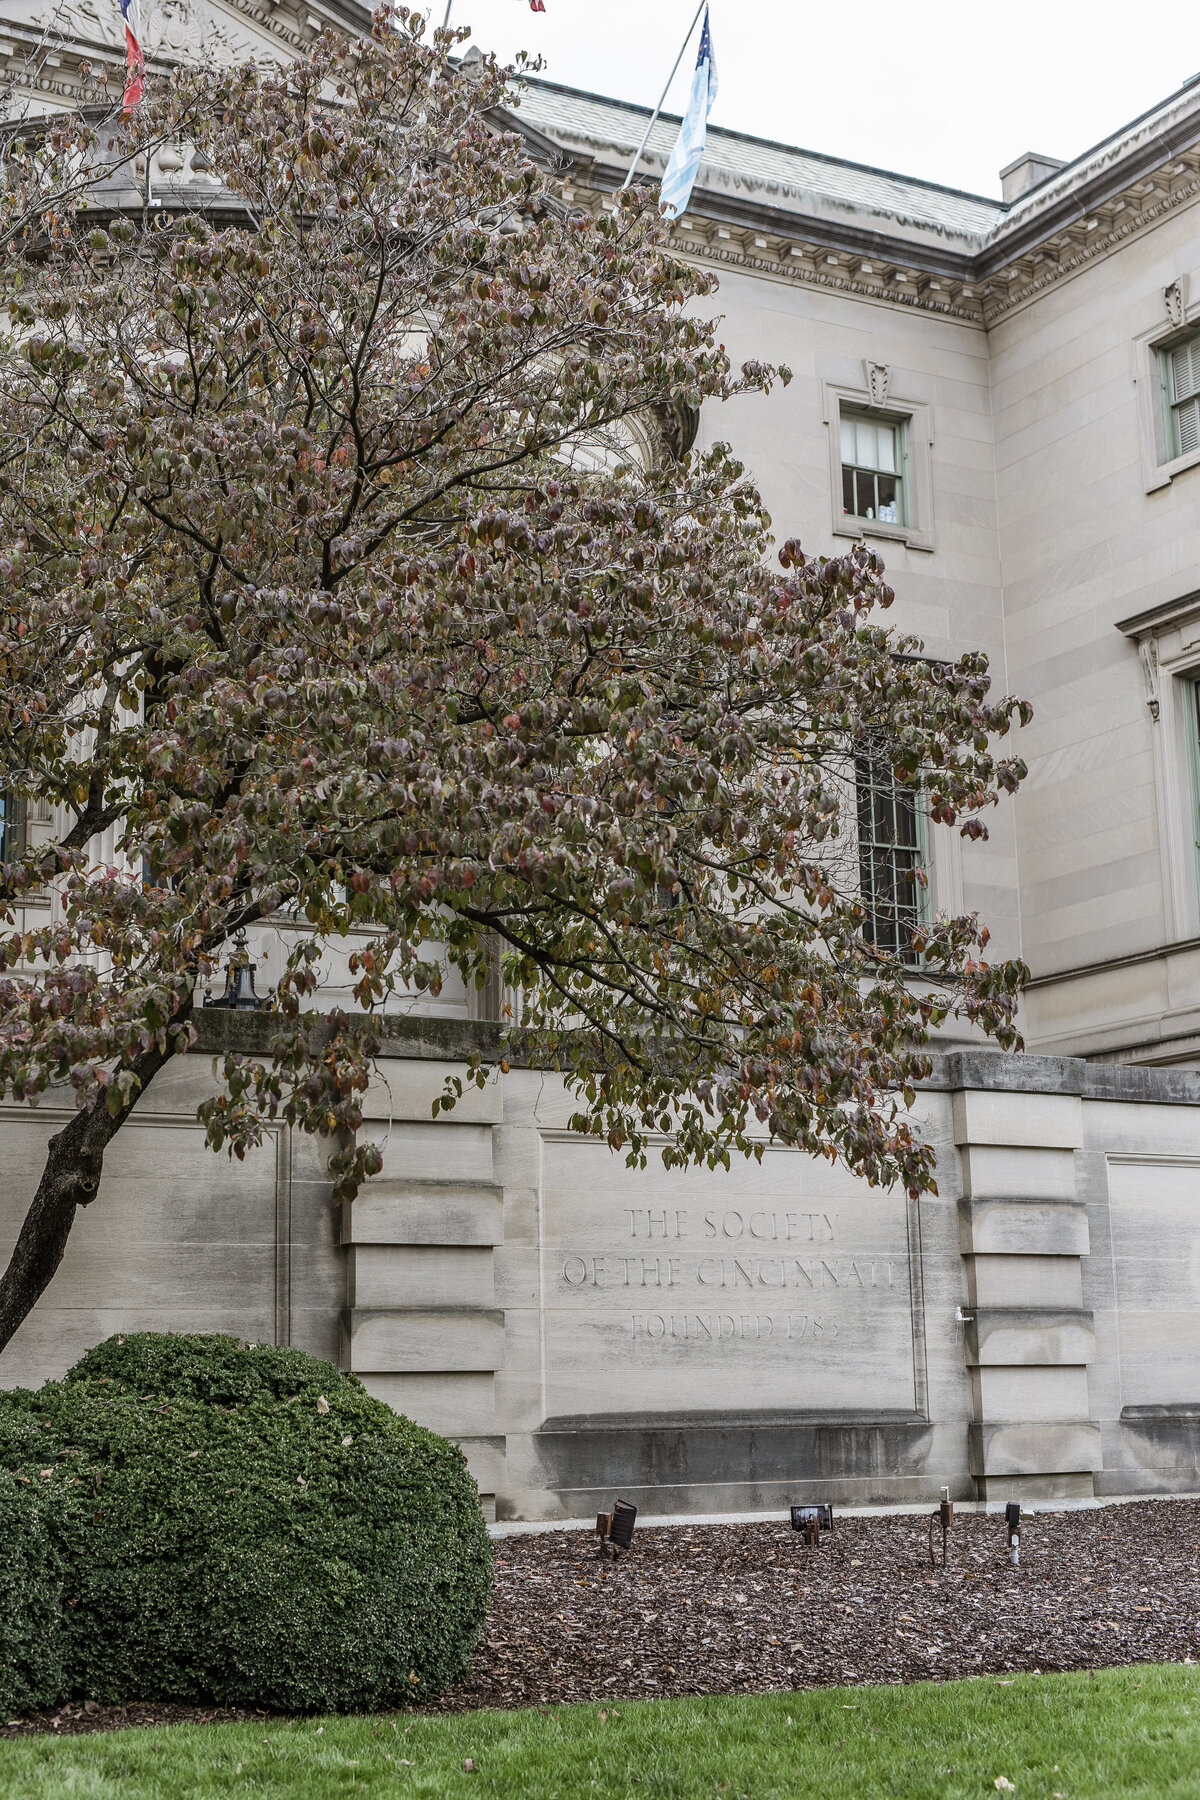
left=1, top=1701, right=270, bottom=1739
left=433, top=1501, right=1200, bottom=1711
left=5, top=1500, right=1200, bottom=1737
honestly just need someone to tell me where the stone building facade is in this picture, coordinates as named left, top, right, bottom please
left=6, top=0, right=1200, bottom=1515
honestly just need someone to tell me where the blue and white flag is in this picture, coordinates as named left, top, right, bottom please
left=659, top=7, right=718, bottom=217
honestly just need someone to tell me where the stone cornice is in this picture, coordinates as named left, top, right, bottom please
left=188, top=1007, right=1200, bottom=1104
left=555, top=172, right=986, bottom=323
left=549, top=137, right=1200, bottom=328
left=1115, top=589, right=1200, bottom=639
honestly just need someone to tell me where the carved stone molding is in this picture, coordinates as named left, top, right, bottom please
left=1139, top=636, right=1161, bottom=722
left=650, top=397, right=699, bottom=463
left=865, top=361, right=891, bottom=408
left=1166, top=277, right=1187, bottom=327
left=981, top=165, right=1200, bottom=325
left=663, top=233, right=984, bottom=323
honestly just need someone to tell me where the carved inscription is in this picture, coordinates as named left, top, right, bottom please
left=539, top=1142, right=919, bottom=1416
left=553, top=1200, right=904, bottom=1360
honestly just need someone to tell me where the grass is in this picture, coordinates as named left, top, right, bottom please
left=2, top=1664, right=1199, bottom=1799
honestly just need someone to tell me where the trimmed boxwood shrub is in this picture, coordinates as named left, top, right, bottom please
left=66, top=1332, right=366, bottom=1409
left=0, top=1459, right=66, bottom=1719
left=0, top=1336, right=492, bottom=1713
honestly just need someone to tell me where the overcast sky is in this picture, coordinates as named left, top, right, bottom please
left=435, top=0, right=1200, bottom=198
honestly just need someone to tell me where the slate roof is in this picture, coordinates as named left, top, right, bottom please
left=513, top=79, right=1006, bottom=248
left=510, top=72, right=1200, bottom=261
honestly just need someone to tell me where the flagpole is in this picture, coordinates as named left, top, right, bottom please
left=620, top=0, right=706, bottom=190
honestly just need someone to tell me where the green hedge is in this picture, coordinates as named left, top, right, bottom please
left=0, top=1460, right=66, bottom=1719
left=0, top=1335, right=492, bottom=1713
left=66, top=1331, right=365, bottom=1409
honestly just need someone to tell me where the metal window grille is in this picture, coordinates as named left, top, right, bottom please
left=840, top=412, right=904, bottom=524
left=1169, top=336, right=1200, bottom=455
left=855, top=756, right=925, bottom=963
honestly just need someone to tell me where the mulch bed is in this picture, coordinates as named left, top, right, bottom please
left=6, top=1500, right=1200, bottom=1737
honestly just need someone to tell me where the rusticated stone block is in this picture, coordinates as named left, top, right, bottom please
left=969, top=1420, right=1101, bottom=1478
left=343, top=1306, right=504, bottom=1373
left=965, top=1307, right=1095, bottom=1367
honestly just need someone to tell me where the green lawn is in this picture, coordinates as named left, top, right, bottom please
left=2, top=1665, right=1199, bottom=1799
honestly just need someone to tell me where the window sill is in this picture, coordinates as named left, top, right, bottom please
left=1146, top=443, right=1200, bottom=494
left=833, top=514, right=934, bottom=553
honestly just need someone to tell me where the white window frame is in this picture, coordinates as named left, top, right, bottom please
left=1163, top=335, right=1200, bottom=461
left=1117, top=593, right=1200, bottom=938
left=822, top=379, right=934, bottom=551
left=1134, top=290, right=1200, bottom=492
left=840, top=409, right=908, bottom=527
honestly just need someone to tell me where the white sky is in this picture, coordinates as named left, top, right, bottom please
left=437, top=0, right=1200, bottom=199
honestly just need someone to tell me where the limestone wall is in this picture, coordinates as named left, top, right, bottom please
left=3, top=1018, right=1200, bottom=1518
left=693, top=263, right=1021, bottom=971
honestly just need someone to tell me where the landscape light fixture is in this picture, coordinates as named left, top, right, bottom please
left=1006, top=1501, right=1021, bottom=1567
left=790, top=1504, right=834, bottom=1546
left=596, top=1499, right=638, bottom=1559
left=928, top=1487, right=954, bottom=1568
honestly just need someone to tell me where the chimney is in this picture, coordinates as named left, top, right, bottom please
left=999, top=151, right=1067, bottom=205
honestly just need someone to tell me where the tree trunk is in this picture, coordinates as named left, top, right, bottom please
left=0, top=1037, right=182, bottom=1355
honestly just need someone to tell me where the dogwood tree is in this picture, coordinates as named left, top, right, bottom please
left=0, top=12, right=1029, bottom=1351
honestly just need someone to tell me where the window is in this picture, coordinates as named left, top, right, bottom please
left=855, top=755, right=927, bottom=963
left=841, top=411, right=905, bottom=525
left=823, top=378, right=933, bottom=549
left=0, top=792, right=22, bottom=865
left=1164, top=334, right=1200, bottom=458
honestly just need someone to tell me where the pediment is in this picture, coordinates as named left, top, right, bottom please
left=10, top=0, right=325, bottom=73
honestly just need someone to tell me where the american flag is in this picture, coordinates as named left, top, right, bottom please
left=117, top=0, right=143, bottom=109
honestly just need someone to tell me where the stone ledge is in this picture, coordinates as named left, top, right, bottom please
left=1121, top=1403, right=1200, bottom=1419
left=530, top=1416, right=936, bottom=1492
left=933, top=1049, right=1200, bottom=1107
left=964, top=1308, right=1096, bottom=1368
left=190, top=1011, right=1200, bottom=1106
left=191, top=1007, right=503, bottom=1064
